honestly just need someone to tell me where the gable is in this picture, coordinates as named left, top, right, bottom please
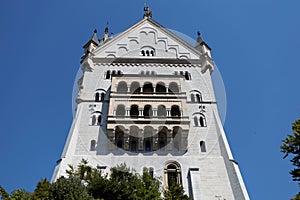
left=93, top=19, right=201, bottom=59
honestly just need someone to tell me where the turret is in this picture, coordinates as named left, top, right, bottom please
left=195, top=31, right=211, bottom=58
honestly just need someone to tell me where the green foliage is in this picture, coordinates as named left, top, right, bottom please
left=10, top=189, right=32, bottom=200
left=164, top=181, right=191, bottom=200
left=0, top=186, right=10, bottom=200
left=1, top=159, right=191, bottom=200
left=48, top=176, right=92, bottom=200
left=281, top=117, right=300, bottom=199
left=31, top=178, right=51, bottom=200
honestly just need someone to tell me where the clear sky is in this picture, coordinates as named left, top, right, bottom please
left=0, top=0, right=299, bottom=199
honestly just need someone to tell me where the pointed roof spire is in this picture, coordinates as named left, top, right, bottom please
left=83, top=29, right=100, bottom=48
left=91, top=29, right=100, bottom=45
left=104, top=22, right=109, bottom=34
left=143, top=4, right=152, bottom=19
left=195, top=31, right=211, bottom=50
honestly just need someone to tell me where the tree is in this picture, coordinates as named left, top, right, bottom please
left=0, top=186, right=10, bottom=200
left=281, top=117, right=300, bottom=199
left=163, top=181, right=191, bottom=200
left=48, top=176, right=92, bottom=200
left=9, top=189, right=32, bottom=200
left=31, top=178, right=51, bottom=200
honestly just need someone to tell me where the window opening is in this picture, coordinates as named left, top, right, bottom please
left=130, top=105, right=139, bottom=118
left=200, top=141, right=206, bottom=152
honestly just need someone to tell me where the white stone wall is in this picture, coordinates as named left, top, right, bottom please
left=52, top=18, right=249, bottom=200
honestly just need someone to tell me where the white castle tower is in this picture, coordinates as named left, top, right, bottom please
left=52, top=8, right=249, bottom=200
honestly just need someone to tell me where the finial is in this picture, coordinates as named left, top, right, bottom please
left=143, top=5, right=152, bottom=19
left=105, top=22, right=109, bottom=34
left=196, top=31, right=203, bottom=44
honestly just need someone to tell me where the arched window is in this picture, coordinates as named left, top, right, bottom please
left=168, top=82, right=179, bottom=94
left=105, top=70, right=111, bottom=79
left=157, top=105, right=167, bottom=117
left=171, top=105, right=181, bottom=117
left=196, top=94, right=201, bottom=103
left=199, top=115, right=206, bottom=127
left=143, top=105, right=153, bottom=118
left=115, top=126, right=124, bottom=149
left=117, top=70, right=122, bottom=75
left=194, top=116, right=199, bottom=126
left=200, top=141, right=206, bottom=152
left=146, top=50, right=150, bottom=56
left=144, top=126, right=153, bottom=152
left=156, top=82, right=166, bottom=93
left=117, top=81, right=127, bottom=93
left=112, top=70, right=116, bottom=75
left=101, top=92, right=105, bottom=101
left=164, top=162, right=182, bottom=187
left=150, top=50, right=155, bottom=56
left=149, top=167, right=154, bottom=178
left=98, top=115, right=102, bottom=125
left=130, top=138, right=137, bottom=151
left=95, top=93, right=100, bottom=102
left=190, top=94, right=195, bottom=103
left=172, top=126, right=182, bottom=150
left=90, top=140, right=96, bottom=151
left=130, top=105, right=139, bottom=118
left=116, top=105, right=125, bottom=117
left=130, top=82, right=140, bottom=94
left=92, top=115, right=97, bottom=125
left=158, top=127, right=168, bottom=149
left=129, top=126, right=139, bottom=152
left=141, top=50, right=145, bottom=56
left=143, top=82, right=153, bottom=93
left=185, top=71, right=191, bottom=80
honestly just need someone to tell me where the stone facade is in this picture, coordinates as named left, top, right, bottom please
left=52, top=16, right=249, bottom=200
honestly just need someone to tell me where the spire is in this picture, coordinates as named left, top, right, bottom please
left=103, top=22, right=109, bottom=41
left=91, top=29, right=100, bottom=45
left=143, top=5, right=152, bottom=19
left=195, top=31, right=211, bottom=51
left=196, top=31, right=203, bottom=44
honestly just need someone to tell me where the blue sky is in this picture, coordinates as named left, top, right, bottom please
left=0, top=0, right=299, bottom=199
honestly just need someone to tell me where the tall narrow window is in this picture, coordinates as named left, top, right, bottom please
left=185, top=71, right=190, bottom=80
left=200, top=141, right=206, bottom=152
left=101, top=92, right=105, bottom=101
left=115, top=126, right=124, bottom=149
left=158, top=127, right=167, bottom=149
left=144, top=126, right=153, bottom=152
left=95, top=93, right=100, bottom=102
left=92, top=115, right=97, bottom=125
left=194, top=116, right=199, bottom=126
left=200, top=115, right=206, bottom=127
left=97, top=115, right=101, bottom=125
left=190, top=94, right=195, bottom=103
left=105, top=71, right=111, bottom=79
left=196, top=94, right=201, bottom=103
left=90, top=140, right=96, bottom=151
left=164, top=162, right=182, bottom=187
